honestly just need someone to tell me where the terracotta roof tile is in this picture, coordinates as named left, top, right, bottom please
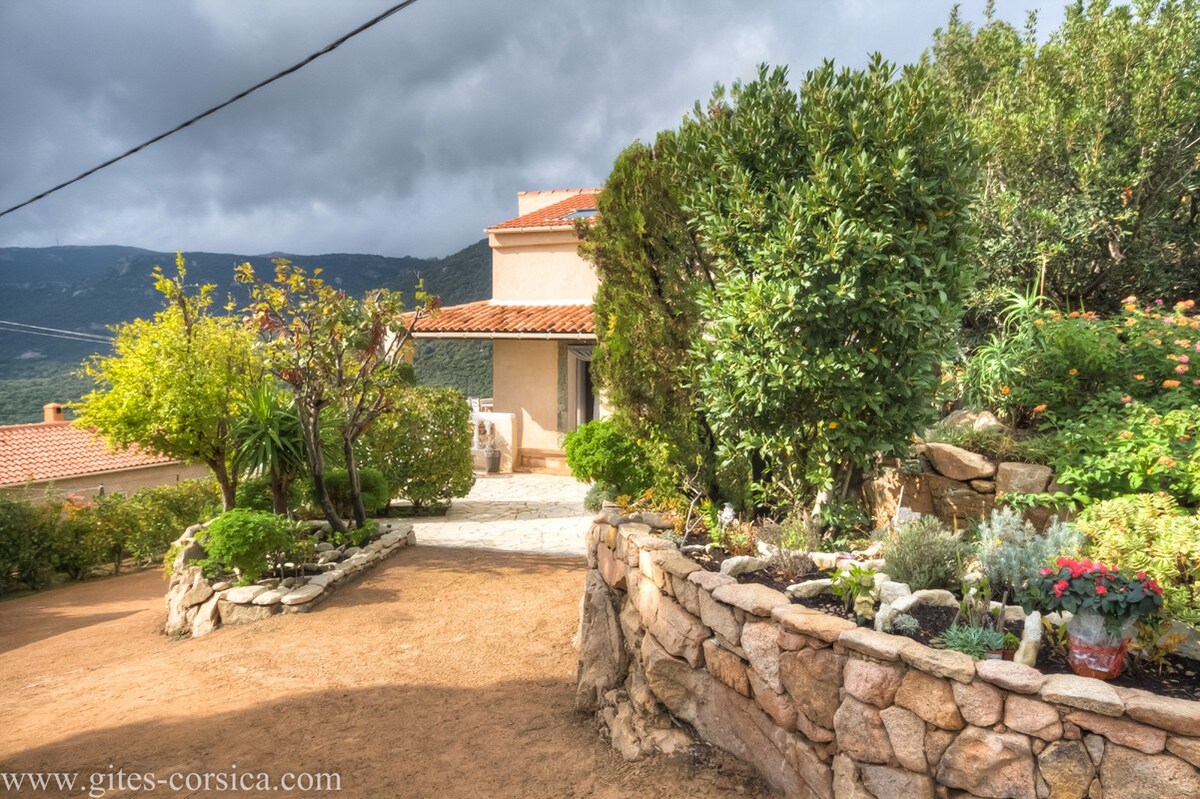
left=0, top=422, right=177, bottom=486
left=487, top=192, right=601, bottom=231
left=410, top=301, right=594, bottom=336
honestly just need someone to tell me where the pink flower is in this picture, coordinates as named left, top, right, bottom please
left=1095, top=585, right=1108, bottom=596
left=1177, top=364, right=1189, bottom=374
left=1040, top=567, right=1053, bottom=576
left=1053, top=580, right=1069, bottom=598
left=1120, top=395, right=1132, bottom=403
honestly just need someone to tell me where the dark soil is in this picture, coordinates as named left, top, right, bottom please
left=678, top=542, right=1198, bottom=701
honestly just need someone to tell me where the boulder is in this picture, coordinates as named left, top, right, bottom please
left=280, top=583, right=324, bottom=606
left=1098, top=745, right=1200, bottom=798
left=191, top=592, right=221, bottom=638
left=842, top=657, right=906, bottom=709
left=936, top=726, right=1036, bottom=799
left=1036, top=740, right=1094, bottom=799
left=837, top=628, right=914, bottom=662
left=925, top=442, right=996, bottom=481
left=223, top=585, right=267, bottom=604
left=740, top=620, right=784, bottom=693
left=252, top=587, right=287, bottom=606
left=1005, top=695, right=1064, bottom=741
left=787, top=578, right=833, bottom=599
left=894, top=669, right=965, bottom=730
left=218, top=599, right=279, bottom=626
left=773, top=605, right=855, bottom=643
left=712, top=583, right=790, bottom=617
left=880, top=705, right=928, bottom=773
left=702, top=639, right=751, bottom=697
left=952, top=679, right=1004, bottom=727
left=975, top=659, right=1047, bottom=694
left=939, top=408, right=1006, bottom=433
left=1040, top=674, right=1124, bottom=717
left=833, top=696, right=895, bottom=765
left=996, top=462, right=1053, bottom=497
left=860, top=764, right=935, bottom=799
left=575, top=571, right=627, bottom=712
left=900, top=643, right=976, bottom=684
left=718, top=555, right=771, bottom=577
left=780, top=646, right=845, bottom=730
left=1064, top=710, right=1166, bottom=755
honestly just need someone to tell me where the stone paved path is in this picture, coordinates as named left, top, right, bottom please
left=407, top=472, right=591, bottom=557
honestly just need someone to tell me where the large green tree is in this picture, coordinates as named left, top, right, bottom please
left=76, top=255, right=260, bottom=509
left=682, top=60, right=978, bottom=511
left=932, top=0, right=1200, bottom=320
left=237, top=260, right=430, bottom=531
left=577, top=138, right=723, bottom=499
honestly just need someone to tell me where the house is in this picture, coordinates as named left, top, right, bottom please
left=411, top=189, right=607, bottom=472
left=0, top=403, right=209, bottom=499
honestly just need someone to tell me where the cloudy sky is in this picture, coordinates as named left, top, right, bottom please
left=0, top=1, right=1063, bottom=259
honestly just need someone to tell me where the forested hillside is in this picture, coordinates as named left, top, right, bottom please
left=0, top=240, right=492, bottom=423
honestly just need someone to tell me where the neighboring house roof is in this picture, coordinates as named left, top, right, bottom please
left=0, top=422, right=176, bottom=486
left=487, top=192, right=601, bottom=232
left=409, top=301, right=595, bottom=338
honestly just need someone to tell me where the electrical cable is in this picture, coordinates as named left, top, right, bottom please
left=0, top=319, right=111, bottom=341
left=0, top=0, right=422, bottom=220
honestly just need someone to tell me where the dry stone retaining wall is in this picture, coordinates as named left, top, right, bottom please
left=577, top=509, right=1200, bottom=799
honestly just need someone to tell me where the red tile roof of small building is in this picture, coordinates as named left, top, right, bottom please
left=410, top=301, right=594, bottom=336
left=0, top=422, right=177, bottom=486
left=487, top=192, right=601, bottom=232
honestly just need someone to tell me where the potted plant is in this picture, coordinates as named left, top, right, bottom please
left=1034, top=558, right=1164, bottom=679
left=476, top=423, right=501, bottom=473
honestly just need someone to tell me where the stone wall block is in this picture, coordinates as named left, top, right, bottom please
left=702, top=638, right=751, bottom=698
left=880, top=705, right=928, bottom=773
left=895, top=669, right=966, bottom=731
left=698, top=587, right=742, bottom=646
left=780, top=646, right=846, bottom=730
left=648, top=594, right=708, bottom=668
left=843, top=657, right=906, bottom=708
left=953, top=679, right=1005, bottom=727
left=1005, top=695, right=1065, bottom=741
left=936, top=726, right=1036, bottom=799
left=741, top=620, right=784, bottom=693
left=834, top=695, right=895, bottom=765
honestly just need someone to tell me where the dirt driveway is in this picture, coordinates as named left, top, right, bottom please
left=0, top=546, right=768, bottom=798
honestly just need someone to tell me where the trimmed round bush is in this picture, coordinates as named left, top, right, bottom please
left=202, top=509, right=293, bottom=584
left=320, top=467, right=390, bottom=518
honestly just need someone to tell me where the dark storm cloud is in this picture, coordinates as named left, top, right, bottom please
left=0, top=0, right=1063, bottom=258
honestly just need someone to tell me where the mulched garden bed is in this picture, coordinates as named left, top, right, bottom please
left=678, top=541, right=1200, bottom=701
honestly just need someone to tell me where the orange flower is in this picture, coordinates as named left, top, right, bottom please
left=1000, top=385, right=1011, bottom=395
left=1033, top=404, right=1047, bottom=413
left=1158, top=456, right=1177, bottom=468
left=1163, top=379, right=1182, bottom=388
left=1068, top=368, right=1078, bottom=375
left=1135, top=374, right=1145, bottom=381
left=1119, top=431, right=1134, bottom=439
left=828, top=421, right=838, bottom=429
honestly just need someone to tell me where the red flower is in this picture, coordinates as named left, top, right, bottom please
left=1053, top=580, right=1069, bottom=598
left=1095, top=585, right=1108, bottom=596
left=1040, top=567, right=1053, bottom=576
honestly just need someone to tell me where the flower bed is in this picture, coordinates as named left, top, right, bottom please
left=577, top=509, right=1200, bottom=798
left=164, top=519, right=415, bottom=638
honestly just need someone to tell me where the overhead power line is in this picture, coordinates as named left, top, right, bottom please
left=0, top=319, right=113, bottom=343
left=0, top=0, right=422, bottom=220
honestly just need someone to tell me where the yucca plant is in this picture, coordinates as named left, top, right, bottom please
left=234, top=383, right=307, bottom=515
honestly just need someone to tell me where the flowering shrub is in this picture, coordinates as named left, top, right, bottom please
left=1034, top=558, right=1163, bottom=634
left=1121, top=297, right=1200, bottom=408
left=962, top=294, right=1200, bottom=424
left=1052, top=400, right=1200, bottom=505
left=1077, top=493, right=1200, bottom=625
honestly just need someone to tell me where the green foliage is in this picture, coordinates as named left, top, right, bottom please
left=237, top=258, right=430, bottom=531
left=235, top=475, right=305, bottom=513
left=976, top=507, right=1084, bottom=603
left=583, top=483, right=615, bottom=513
left=358, top=386, right=474, bottom=510
left=319, top=467, right=390, bottom=520
left=1076, top=493, right=1200, bottom=624
left=201, top=508, right=293, bottom=585
left=961, top=296, right=1127, bottom=425
left=924, top=423, right=1058, bottom=465
left=234, top=383, right=307, bottom=515
left=680, top=60, right=977, bottom=506
left=413, top=339, right=492, bottom=399
left=1052, top=400, right=1200, bottom=505
left=934, top=624, right=1007, bottom=660
left=831, top=563, right=878, bottom=620
left=0, top=361, right=90, bottom=426
left=0, top=497, right=57, bottom=593
left=881, top=516, right=964, bottom=590
left=818, top=499, right=871, bottom=550
left=1034, top=557, right=1165, bottom=634
left=889, top=613, right=920, bottom=634
left=932, top=0, right=1200, bottom=316
left=74, top=254, right=261, bottom=510
left=564, top=419, right=653, bottom=497
left=578, top=139, right=721, bottom=499
left=125, top=479, right=222, bottom=562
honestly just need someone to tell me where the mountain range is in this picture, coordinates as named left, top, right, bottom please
left=0, top=241, right=492, bottom=424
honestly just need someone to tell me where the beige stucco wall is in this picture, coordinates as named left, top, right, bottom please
left=1, top=462, right=211, bottom=501
left=516, top=188, right=594, bottom=217
left=493, top=339, right=563, bottom=453
left=490, top=230, right=598, bottom=303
